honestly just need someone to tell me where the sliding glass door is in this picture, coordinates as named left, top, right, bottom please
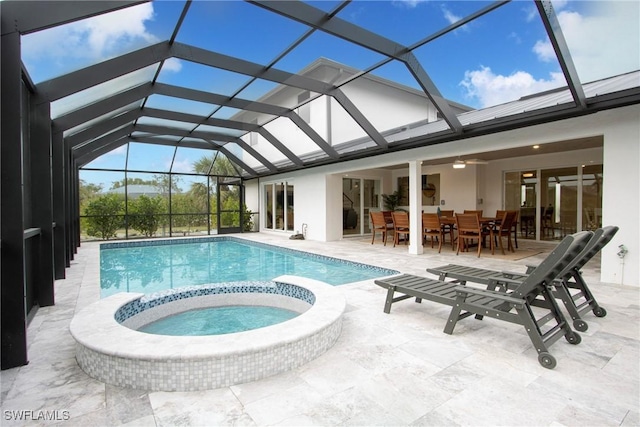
left=263, top=182, right=294, bottom=232
left=505, top=165, right=602, bottom=241
left=541, top=167, right=578, bottom=241
left=342, top=178, right=380, bottom=237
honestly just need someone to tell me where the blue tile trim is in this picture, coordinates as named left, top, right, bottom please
left=114, top=281, right=315, bottom=323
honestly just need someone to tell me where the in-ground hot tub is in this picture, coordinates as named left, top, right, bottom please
left=70, top=275, right=345, bottom=391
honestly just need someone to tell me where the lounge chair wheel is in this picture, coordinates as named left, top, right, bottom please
left=593, top=306, right=607, bottom=317
left=565, top=331, right=581, bottom=345
left=573, top=319, right=588, bottom=332
left=538, top=352, right=557, bottom=369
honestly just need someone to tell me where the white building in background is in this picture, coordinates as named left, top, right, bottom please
left=240, top=64, right=640, bottom=287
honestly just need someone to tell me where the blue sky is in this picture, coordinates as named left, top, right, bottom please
left=19, top=0, right=640, bottom=187
left=22, top=0, right=640, bottom=106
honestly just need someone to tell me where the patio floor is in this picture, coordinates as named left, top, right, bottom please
left=1, top=233, right=639, bottom=426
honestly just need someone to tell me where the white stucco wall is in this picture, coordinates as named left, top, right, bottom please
left=254, top=104, right=639, bottom=286
left=599, top=107, right=639, bottom=286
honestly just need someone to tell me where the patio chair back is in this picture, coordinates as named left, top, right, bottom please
left=511, top=231, right=593, bottom=299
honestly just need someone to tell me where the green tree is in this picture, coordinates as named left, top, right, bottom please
left=79, top=179, right=103, bottom=215
left=193, top=153, right=239, bottom=176
left=84, top=194, right=124, bottom=240
left=128, top=195, right=165, bottom=237
left=79, top=179, right=103, bottom=202
left=152, top=174, right=182, bottom=194
left=110, top=177, right=155, bottom=190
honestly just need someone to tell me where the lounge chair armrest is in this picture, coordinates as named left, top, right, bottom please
left=487, top=275, right=523, bottom=286
left=454, top=286, right=524, bottom=307
left=499, top=270, right=527, bottom=280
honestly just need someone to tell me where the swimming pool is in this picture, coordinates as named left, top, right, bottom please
left=100, top=236, right=397, bottom=297
left=139, top=306, right=299, bottom=336
left=71, top=276, right=346, bottom=391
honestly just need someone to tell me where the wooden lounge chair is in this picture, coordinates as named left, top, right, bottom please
left=374, top=231, right=593, bottom=369
left=426, top=226, right=618, bottom=332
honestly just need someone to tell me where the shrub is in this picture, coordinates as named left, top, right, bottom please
left=128, top=195, right=165, bottom=237
left=84, top=194, right=124, bottom=240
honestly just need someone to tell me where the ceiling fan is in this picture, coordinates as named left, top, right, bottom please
left=452, top=158, right=489, bottom=169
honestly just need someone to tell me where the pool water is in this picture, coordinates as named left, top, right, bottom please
left=138, top=306, right=299, bottom=336
left=100, top=237, right=397, bottom=297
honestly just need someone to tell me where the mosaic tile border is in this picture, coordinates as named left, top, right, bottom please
left=70, top=275, right=345, bottom=391
left=100, top=236, right=398, bottom=277
left=115, top=281, right=315, bottom=324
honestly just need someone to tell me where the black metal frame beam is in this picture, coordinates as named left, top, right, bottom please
left=0, top=1, right=149, bottom=36
left=1, top=29, right=28, bottom=369
left=249, top=0, right=463, bottom=133
left=536, top=0, right=586, bottom=109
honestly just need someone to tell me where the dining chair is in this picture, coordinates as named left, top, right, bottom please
left=496, top=209, right=519, bottom=248
left=422, top=213, right=443, bottom=253
left=455, top=213, right=491, bottom=257
left=391, top=211, right=410, bottom=247
left=492, top=210, right=518, bottom=255
left=542, top=205, right=555, bottom=237
left=436, top=210, right=454, bottom=247
left=463, top=209, right=483, bottom=218
left=370, top=211, right=393, bottom=245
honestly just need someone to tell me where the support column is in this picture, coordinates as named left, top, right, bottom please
left=1, top=30, right=28, bottom=369
left=72, top=158, right=81, bottom=251
left=408, top=160, right=424, bottom=255
left=30, top=99, right=55, bottom=306
left=52, top=131, right=66, bottom=279
left=63, top=142, right=73, bottom=264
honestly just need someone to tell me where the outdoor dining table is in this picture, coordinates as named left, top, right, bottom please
left=438, top=215, right=499, bottom=251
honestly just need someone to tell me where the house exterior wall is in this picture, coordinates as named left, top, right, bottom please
left=338, top=77, right=437, bottom=137
left=255, top=104, right=640, bottom=287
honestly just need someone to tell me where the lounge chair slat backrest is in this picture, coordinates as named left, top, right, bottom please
left=566, top=225, right=619, bottom=275
left=555, top=228, right=604, bottom=279
left=511, top=231, right=593, bottom=299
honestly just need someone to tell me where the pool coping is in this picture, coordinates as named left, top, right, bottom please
left=69, top=275, right=346, bottom=391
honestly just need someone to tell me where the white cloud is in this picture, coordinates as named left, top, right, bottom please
left=460, top=66, right=565, bottom=108
left=391, top=0, right=428, bottom=9
left=441, top=5, right=470, bottom=32
left=523, top=5, right=538, bottom=23
left=171, top=158, right=194, bottom=174
left=533, top=39, right=556, bottom=62
left=508, top=31, right=522, bottom=45
left=22, top=3, right=157, bottom=63
left=163, top=58, right=183, bottom=73
left=459, top=2, right=638, bottom=110
left=533, top=2, right=639, bottom=83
